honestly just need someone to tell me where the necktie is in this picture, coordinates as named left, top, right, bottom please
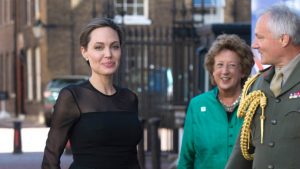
left=270, top=71, right=283, bottom=97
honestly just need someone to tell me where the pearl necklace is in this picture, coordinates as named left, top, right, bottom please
left=218, top=94, right=241, bottom=112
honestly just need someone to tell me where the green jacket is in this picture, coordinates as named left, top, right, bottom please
left=226, top=64, right=300, bottom=169
left=178, top=87, right=243, bottom=169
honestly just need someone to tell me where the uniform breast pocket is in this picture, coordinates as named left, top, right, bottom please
left=282, top=109, right=300, bottom=138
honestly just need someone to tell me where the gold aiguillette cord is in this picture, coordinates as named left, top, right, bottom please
left=260, top=109, right=265, bottom=144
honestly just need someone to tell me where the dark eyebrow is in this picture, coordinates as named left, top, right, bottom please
left=94, top=41, right=120, bottom=45
left=111, top=41, right=120, bottom=44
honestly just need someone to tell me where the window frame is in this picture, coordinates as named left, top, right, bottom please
left=193, top=0, right=225, bottom=8
left=114, top=0, right=151, bottom=25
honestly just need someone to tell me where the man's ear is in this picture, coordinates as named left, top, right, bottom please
left=280, top=34, right=290, bottom=47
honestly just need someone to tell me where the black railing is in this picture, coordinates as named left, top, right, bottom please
left=120, top=26, right=202, bottom=129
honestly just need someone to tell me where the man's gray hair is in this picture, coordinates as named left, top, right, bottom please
left=261, top=4, right=300, bottom=45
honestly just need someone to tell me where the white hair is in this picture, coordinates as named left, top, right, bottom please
left=261, top=4, right=300, bottom=45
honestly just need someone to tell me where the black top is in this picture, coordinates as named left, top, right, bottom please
left=42, top=81, right=142, bottom=169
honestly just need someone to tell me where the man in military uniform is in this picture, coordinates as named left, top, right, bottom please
left=226, top=4, right=300, bottom=169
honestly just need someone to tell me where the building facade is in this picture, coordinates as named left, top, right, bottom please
left=0, top=0, right=250, bottom=121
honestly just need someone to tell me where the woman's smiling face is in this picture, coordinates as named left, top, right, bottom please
left=81, top=26, right=121, bottom=76
left=213, top=49, right=244, bottom=93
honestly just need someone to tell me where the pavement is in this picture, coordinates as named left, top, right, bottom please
left=0, top=152, right=72, bottom=169
left=0, top=115, right=179, bottom=169
left=0, top=152, right=177, bottom=169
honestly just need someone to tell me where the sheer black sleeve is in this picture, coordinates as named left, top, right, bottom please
left=41, top=88, right=80, bottom=169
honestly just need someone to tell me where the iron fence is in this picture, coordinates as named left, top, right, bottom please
left=118, top=25, right=203, bottom=128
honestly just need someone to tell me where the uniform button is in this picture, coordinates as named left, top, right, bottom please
left=275, top=98, right=281, bottom=103
left=268, top=141, right=275, bottom=147
left=271, top=120, right=277, bottom=125
left=229, top=134, right=233, bottom=137
left=267, top=164, right=274, bottom=169
left=229, top=145, right=233, bottom=148
left=230, top=125, right=233, bottom=128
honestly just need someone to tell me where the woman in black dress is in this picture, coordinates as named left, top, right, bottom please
left=42, top=18, right=142, bottom=169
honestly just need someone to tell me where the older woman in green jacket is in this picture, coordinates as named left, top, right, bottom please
left=178, top=34, right=254, bottom=169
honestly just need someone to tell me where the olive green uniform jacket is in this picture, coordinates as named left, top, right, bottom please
left=226, top=64, right=300, bottom=169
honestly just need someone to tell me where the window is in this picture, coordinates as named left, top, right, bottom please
left=0, top=0, right=3, bottom=25
left=10, top=0, right=13, bottom=22
left=114, top=0, right=151, bottom=25
left=27, top=49, right=34, bottom=101
left=3, top=0, right=13, bottom=23
left=26, top=0, right=32, bottom=25
left=115, top=0, right=144, bottom=16
left=3, top=0, right=10, bottom=23
left=0, top=0, right=13, bottom=25
left=193, top=0, right=225, bottom=24
left=0, top=54, right=3, bottom=89
left=194, top=0, right=224, bottom=8
left=35, top=47, right=42, bottom=101
left=34, top=0, right=40, bottom=20
left=2, top=0, right=6, bottom=25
